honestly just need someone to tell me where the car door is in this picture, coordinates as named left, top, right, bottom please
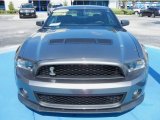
left=146, top=8, right=153, bottom=16
left=148, top=8, right=152, bottom=14
left=154, top=8, right=160, bottom=16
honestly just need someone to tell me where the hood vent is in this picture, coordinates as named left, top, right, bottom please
left=97, top=39, right=112, bottom=45
left=65, top=38, right=96, bottom=44
left=50, top=39, right=65, bottom=44
left=50, top=38, right=112, bottom=45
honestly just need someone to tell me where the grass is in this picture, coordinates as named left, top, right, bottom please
left=0, top=8, right=135, bottom=15
left=0, top=10, right=18, bottom=14
left=112, top=8, right=134, bottom=15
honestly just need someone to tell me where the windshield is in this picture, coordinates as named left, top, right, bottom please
left=44, top=8, right=120, bottom=28
left=21, top=4, right=33, bottom=8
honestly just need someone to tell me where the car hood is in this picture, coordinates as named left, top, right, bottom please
left=20, top=28, right=140, bottom=64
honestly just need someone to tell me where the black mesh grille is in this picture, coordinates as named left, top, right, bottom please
left=36, top=65, right=123, bottom=78
left=36, top=93, right=124, bottom=105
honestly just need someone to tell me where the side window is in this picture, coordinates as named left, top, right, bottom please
left=149, top=8, right=153, bottom=11
left=66, top=10, right=77, bottom=16
left=152, top=8, right=155, bottom=11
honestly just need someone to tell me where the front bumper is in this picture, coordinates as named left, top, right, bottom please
left=16, top=69, right=147, bottom=113
left=18, top=93, right=144, bottom=114
left=19, top=13, right=36, bottom=18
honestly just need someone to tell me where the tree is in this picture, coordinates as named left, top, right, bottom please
left=130, top=0, right=138, bottom=8
left=8, top=1, right=15, bottom=11
left=63, top=0, right=68, bottom=6
left=120, top=0, right=128, bottom=9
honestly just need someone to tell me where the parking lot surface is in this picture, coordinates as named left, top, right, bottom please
left=119, top=15, right=160, bottom=47
left=0, top=47, right=160, bottom=120
left=0, top=12, right=160, bottom=120
left=0, top=13, right=47, bottom=48
left=0, top=13, right=160, bottom=49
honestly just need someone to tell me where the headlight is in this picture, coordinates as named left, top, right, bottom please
left=16, top=58, right=34, bottom=71
left=126, top=59, right=145, bottom=72
left=30, top=10, right=35, bottom=13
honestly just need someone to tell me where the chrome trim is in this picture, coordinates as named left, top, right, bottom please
left=34, top=60, right=126, bottom=77
left=36, top=76, right=125, bottom=80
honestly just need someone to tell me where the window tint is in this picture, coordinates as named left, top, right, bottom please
left=21, top=4, right=33, bottom=8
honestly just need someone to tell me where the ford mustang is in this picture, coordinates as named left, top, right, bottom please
left=15, top=5, right=148, bottom=113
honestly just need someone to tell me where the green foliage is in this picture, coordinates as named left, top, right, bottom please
left=0, top=10, right=18, bottom=14
left=0, top=2, right=18, bottom=14
left=112, top=8, right=134, bottom=15
left=8, top=1, right=15, bottom=11
left=122, top=9, right=134, bottom=15
left=0, top=10, right=6, bottom=14
left=112, top=9, right=124, bottom=15
left=6, top=10, right=17, bottom=14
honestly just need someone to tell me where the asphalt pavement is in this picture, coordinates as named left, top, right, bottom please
left=0, top=13, right=47, bottom=48
left=0, top=12, right=160, bottom=120
left=118, top=15, right=160, bottom=47
left=0, top=13, right=160, bottom=49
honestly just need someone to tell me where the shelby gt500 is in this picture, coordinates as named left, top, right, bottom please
left=15, top=5, right=148, bottom=113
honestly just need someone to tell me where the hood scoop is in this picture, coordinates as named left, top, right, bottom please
left=50, top=38, right=112, bottom=45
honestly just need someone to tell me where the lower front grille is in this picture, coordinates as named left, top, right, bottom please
left=36, top=93, right=124, bottom=105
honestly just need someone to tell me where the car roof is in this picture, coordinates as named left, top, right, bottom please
left=56, top=5, right=109, bottom=10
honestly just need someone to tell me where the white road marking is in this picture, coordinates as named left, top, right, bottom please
left=0, top=45, right=20, bottom=54
left=145, top=45, right=160, bottom=50
left=17, top=31, right=25, bottom=34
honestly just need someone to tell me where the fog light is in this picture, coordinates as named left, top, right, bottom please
left=20, top=88, right=28, bottom=98
left=133, top=89, right=142, bottom=99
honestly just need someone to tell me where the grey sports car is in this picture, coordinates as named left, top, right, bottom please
left=15, top=5, right=148, bottom=114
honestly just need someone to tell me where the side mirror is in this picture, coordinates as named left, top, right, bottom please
left=36, top=21, right=44, bottom=26
left=121, top=20, right=129, bottom=26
